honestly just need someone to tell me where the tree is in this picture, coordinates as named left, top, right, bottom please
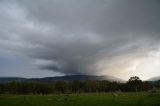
left=72, top=81, right=84, bottom=93
left=127, top=76, right=142, bottom=92
left=54, top=81, right=69, bottom=93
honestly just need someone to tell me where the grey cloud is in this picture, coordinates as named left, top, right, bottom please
left=0, top=0, right=160, bottom=78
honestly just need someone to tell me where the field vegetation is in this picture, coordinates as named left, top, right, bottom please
left=0, top=76, right=160, bottom=106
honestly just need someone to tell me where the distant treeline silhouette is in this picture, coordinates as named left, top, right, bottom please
left=0, top=76, right=159, bottom=94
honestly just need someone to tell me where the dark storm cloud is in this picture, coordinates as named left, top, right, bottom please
left=0, top=0, right=160, bottom=78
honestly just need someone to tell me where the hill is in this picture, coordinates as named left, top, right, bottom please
left=0, top=75, right=125, bottom=83
left=148, top=76, right=160, bottom=81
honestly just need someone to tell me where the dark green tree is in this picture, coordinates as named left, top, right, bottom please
left=72, top=81, right=84, bottom=93
left=127, top=76, right=142, bottom=92
left=54, top=81, right=69, bottom=93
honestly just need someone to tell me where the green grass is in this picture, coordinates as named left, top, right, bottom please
left=0, top=92, right=160, bottom=106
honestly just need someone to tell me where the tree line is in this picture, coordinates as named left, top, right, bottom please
left=0, top=76, right=158, bottom=94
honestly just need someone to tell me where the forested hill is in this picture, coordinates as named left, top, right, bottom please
left=0, top=77, right=26, bottom=83
left=0, top=75, right=125, bottom=83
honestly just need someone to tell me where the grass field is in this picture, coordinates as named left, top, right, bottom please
left=0, top=92, right=160, bottom=106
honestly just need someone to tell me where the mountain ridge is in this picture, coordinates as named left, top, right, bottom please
left=0, top=75, right=125, bottom=83
left=148, top=76, right=160, bottom=81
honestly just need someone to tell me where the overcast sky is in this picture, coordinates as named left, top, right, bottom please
left=0, top=0, right=160, bottom=80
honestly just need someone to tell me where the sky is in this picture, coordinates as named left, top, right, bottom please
left=0, top=0, right=160, bottom=80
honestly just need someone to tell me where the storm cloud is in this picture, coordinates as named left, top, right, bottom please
left=0, top=0, right=160, bottom=80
